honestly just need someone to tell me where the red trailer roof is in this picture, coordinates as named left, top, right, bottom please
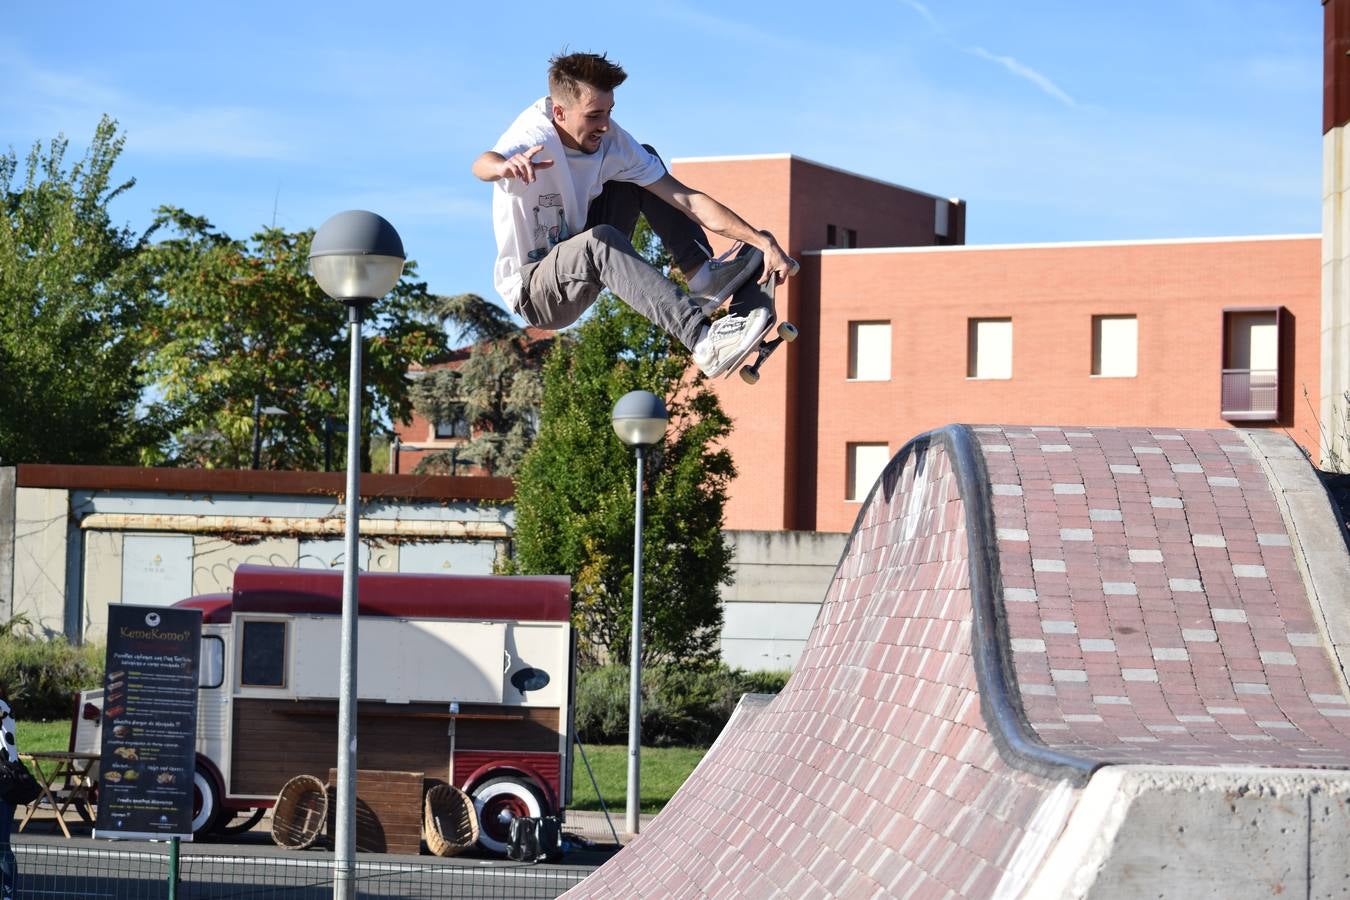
left=175, top=594, right=234, bottom=624
left=225, top=565, right=571, bottom=622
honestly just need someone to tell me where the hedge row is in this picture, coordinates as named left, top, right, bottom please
left=0, top=636, right=104, bottom=722
left=575, top=663, right=791, bottom=746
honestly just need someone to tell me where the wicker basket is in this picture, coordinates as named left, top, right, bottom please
left=423, top=783, right=479, bottom=857
left=271, top=774, right=329, bottom=850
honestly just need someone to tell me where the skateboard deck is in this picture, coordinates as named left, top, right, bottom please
left=723, top=257, right=800, bottom=384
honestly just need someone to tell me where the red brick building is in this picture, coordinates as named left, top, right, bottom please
left=401, top=155, right=1318, bottom=537
left=393, top=327, right=552, bottom=476
left=671, top=155, right=1319, bottom=534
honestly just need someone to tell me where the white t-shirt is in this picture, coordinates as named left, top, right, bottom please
left=490, top=97, right=666, bottom=310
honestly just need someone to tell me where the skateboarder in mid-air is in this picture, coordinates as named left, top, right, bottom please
left=473, top=50, right=798, bottom=377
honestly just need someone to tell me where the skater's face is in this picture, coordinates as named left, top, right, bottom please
left=552, top=84, right=612, bottom=154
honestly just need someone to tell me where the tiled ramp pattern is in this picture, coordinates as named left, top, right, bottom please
left=566, top=426, right=1350, bottom=899
left=982, top=426, right=1350, bottom=766
left=569, top=433, right=1073, bottom=898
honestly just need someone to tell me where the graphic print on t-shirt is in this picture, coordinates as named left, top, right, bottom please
left=528, top=193, right=568, bottom=261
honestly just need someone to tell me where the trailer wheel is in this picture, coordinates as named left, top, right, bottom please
left=471, top=776, right=546, bottom=855
left=193, top=769, right=223, bottom=838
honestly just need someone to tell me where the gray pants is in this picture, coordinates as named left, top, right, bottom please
left=516, top=155, right=710, bottom=351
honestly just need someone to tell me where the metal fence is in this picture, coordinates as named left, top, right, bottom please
left=12, top=839, right=596, bottom=899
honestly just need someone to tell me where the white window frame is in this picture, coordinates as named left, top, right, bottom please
left=848, top=321, right=892, bottom=382
left=846, top=443, right=890, bottom=503
left=1091, top=315, right=1138, bottom=378
left=967, top=318, right=1013, bottom=380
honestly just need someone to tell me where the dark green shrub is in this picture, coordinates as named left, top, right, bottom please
left=574, top=662, right=793, bottom=747
left=741, top=669, right=792, bottom=695
left=0, top=636, right=104, bottom=721
left=574, top=665, right=633, bottom=744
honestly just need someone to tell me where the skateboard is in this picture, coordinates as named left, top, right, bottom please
left=722, top=257, right=800, bottom=385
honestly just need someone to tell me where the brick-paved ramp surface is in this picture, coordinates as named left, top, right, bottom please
left=566, top=425, right=1350, bottom=899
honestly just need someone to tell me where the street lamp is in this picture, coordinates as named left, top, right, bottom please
left=610, top=390, right=668, bottom=836
left=309, top=210, right=404, bottom=900
left=250, top=395, right=288, bottom=470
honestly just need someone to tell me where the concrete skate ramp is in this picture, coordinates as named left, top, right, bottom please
left=566, top=426, right=1350, bottom=898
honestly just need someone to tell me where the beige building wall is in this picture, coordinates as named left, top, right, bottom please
left=81, top=531, right=122, bottom=641
left=12, top=487, right=69, bottom=635
left=1324, top=127, right=1350, bottom=469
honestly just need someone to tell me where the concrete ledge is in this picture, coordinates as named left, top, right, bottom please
left=1241, top=429, right=1350, bottom=691
left=1022, top=764, right=1350, bottom=899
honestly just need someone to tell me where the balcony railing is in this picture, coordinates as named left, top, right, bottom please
left=1221, top=368, right=1279, bottom=422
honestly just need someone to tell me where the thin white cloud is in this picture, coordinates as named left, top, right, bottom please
left=894, top=1, right=1078, bottom=109
left=0, top=50, right=304, bottom=161
left=968, top=47, right=1077, bottom=108
left=897, top=0, right=941, bottom=31
left=649, top=0, right=820, bottom=55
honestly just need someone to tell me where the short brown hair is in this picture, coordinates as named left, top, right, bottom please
left=548, top=51, right=627, bottom=105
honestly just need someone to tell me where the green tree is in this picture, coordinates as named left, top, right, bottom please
left=0, top=117, right=160, bottom=464
left=140, top=208, right=445, bottom=470
left=410, top=293, right=547, bottom=477
left=510, top=290, right=736, bottom=667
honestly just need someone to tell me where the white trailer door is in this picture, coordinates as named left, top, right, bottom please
left=290, top=618, right=506, bottom=703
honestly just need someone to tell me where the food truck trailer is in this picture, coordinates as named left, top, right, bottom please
left=73, top=564, right=575, bottom=853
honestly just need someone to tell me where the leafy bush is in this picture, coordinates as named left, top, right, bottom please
left=574, top=664, right=633, bottom=746
left=0, top=635, right=104, bottom=721
left=574, top=663, right=792, bottom=747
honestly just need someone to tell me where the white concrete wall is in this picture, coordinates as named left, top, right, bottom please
left=1016, top=765, right=1350, bottom=899
left=12, top=487, right=70, bottom=635
left=720, top=530, right=847, bottom=671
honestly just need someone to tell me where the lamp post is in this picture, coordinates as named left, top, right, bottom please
left=250, top=395, right=288, bottom=470
left=610, top=390, right=668, bottom=836
left=309, top=210, right=405, bottom=900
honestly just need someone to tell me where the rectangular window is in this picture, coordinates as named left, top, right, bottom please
left=1221, top=308, right=1283, bottom=421
left=240, top=620, right=287, bottom=687
left=847, top=443, right=890, bottom=502
left=826, top=225, right=858, bottom=248
left=200, top=635, right=226, bottom=689
left=967, top=318, right=1013, bottom=379
left=1092, top=315, right=1138, bottom=377
left=848, top=321, right=892, bottom=381
left=434, top=414, right=470, bottom=440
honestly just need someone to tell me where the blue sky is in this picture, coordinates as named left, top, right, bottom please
left=2, top=1, right=1320, bottom=311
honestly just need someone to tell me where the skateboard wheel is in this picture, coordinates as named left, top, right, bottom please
left=739, top=366, right=760, bottom=385
left=778, top=322, right=799, bottom=342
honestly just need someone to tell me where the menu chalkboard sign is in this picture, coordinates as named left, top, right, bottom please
left=95, top=605, right=202, bottom=841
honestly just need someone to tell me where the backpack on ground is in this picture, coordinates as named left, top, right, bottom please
left=507, top=815, right=562, bottom=862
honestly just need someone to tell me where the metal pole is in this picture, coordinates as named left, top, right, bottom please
left=167, top=837, right=179, bottom=899
left=250, top=394, right=263, bottom=470
left=334, top=304, right=364, bottom=900
left=625, top=445, right=644, bottom=835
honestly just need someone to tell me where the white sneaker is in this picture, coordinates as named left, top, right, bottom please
left=689, top=245, right=763, bottom=315
left=692, top=307, right=772, bottom=378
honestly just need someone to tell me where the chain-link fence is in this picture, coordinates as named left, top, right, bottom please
left=12, top=839, right=596, bottom=899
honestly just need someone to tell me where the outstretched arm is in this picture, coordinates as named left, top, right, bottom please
left=643, top=173, right=796, bottom=283
left=472, top=145, right=555, bottom=184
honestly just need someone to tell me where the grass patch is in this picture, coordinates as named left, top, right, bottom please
left=570, top=744, right=705, bottom=815
left=17, top=720, right=73, bottom=753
